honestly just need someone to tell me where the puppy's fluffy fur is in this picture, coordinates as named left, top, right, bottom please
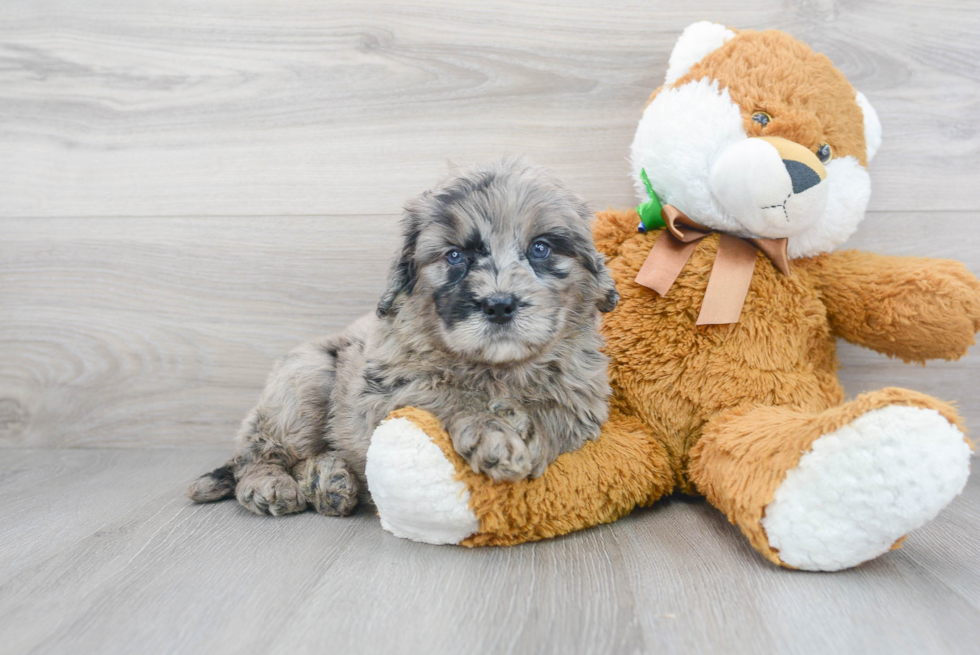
left=187, top=159, right=619, bottom=516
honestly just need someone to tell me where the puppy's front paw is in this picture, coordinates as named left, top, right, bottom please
left=296, top=453, right=360, bottom=517
left=236, top=469, right=307, bottom=517
left=451, top=414, right=534, bottom=482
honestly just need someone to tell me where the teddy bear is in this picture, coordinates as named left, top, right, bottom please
left=362, top=22, right=980, bottom=571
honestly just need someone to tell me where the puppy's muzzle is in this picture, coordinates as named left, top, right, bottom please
left=709, top=135, right=828, bottom=239
left=482, top=293, right=519, bottom=325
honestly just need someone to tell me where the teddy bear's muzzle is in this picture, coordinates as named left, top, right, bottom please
left=710, top=135, right=829, bottom=239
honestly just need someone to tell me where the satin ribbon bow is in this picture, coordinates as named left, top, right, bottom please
left=634, top=205, right=791, bottom=325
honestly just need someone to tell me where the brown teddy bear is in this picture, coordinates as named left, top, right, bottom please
left=363, top=23, right=980, bottom=571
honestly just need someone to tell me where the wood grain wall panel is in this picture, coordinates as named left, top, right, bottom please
left=3, top=212, right=977, bottom=448
left=0, top=0, right=978, bottom=217
left=0, top=215, right=399, bottom=447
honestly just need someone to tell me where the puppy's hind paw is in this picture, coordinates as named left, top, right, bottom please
left=296, top=454, right=359, bottom=517
left=187, top=463, right=236, bottom=503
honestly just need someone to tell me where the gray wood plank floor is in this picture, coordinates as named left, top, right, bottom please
left=3, top=1, right=980, bottom=653
left=1, top=449, right=979, bottom=655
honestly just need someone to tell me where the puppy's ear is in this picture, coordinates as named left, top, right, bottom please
left=573, top=202, right=620, bottom=313
left=376, top=214, right=421, bottom=318
left=592, top=257, right=620, bottom=313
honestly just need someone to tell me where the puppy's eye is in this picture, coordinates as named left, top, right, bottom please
left=446, top=249, right=465, bottom=266
left=529, top=241, right=551, bottom=260
left=816, top=143, right=833, bottom=163
left=752, top=111, right=772, bottom=127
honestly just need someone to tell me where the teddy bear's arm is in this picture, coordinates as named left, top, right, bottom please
left=367, top=407, right=675, bottom=546
left=802, top=250, right=980, bottom=362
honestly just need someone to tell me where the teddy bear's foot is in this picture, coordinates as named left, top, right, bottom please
left=365, top=411, right=480, bottom=544
left=761, top=404, right=970, bottom=571
left=691, top=388, right=972, bottom=571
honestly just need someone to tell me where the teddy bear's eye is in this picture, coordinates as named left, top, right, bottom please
left=816, top=144, right=833, bottom=163
left=751, top=111, right=771, bottom=127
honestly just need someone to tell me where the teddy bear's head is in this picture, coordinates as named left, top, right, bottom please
left=630, top=22, right=881, bottom=258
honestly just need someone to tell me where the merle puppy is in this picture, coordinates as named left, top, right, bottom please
left=188, top=159, right=619, bottom=516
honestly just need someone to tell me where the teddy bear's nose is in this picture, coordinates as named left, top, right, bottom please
left=709, top=135, right=830, bottom=239
left=783, top=159, right=822, bottom=194
left=758, top=136, right=827, bottom=185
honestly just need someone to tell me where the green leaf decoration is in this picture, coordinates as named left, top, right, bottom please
left=636, top=168, right=665, bottom=231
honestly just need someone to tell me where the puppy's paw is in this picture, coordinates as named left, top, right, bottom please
left=296, top=453, right=360, bottom=517
left=236, top=469, right=307, bottom=517
left=487, top=400, right=531, bottom=433
left=451, top=414, right=534, bottom=482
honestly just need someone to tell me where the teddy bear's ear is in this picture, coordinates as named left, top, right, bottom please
left=664, top=21, right=736, bottom=86
left=855, top=92, right=882, bottom=163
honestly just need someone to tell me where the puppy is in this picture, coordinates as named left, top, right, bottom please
left=187, top=158, right=620, bottom=516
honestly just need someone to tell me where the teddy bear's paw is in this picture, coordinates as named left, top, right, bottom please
left=365, top=415, right=480, bottom=545
left=760, top=405, right=971, bottom=571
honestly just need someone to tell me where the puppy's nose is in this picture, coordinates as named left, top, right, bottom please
left=482, top=294, right=518, bottom=324
left=783, top=159, right=822, bottom=194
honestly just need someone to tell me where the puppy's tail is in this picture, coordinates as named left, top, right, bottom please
left=186, top=460, right=237, bottom=503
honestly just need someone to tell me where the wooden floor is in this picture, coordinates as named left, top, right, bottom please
left=2, top=1, right=980, bottom=653
left=2, top=449, right=980, bottom=654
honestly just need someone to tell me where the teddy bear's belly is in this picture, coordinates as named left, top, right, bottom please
left=604, top=235, right=844, bottom=484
